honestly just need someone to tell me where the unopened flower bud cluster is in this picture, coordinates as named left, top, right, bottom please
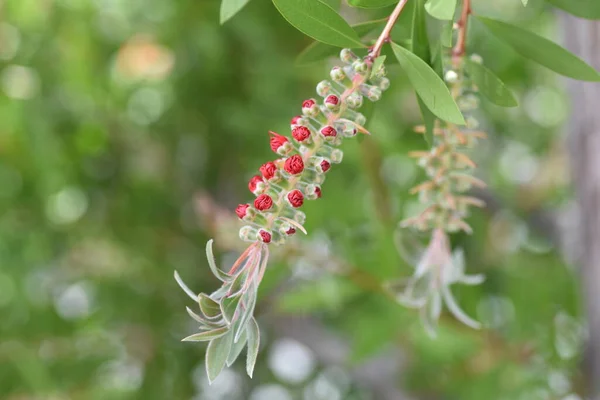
left=236, top=49, right=390, bottom=245
left=403, top=54, right=487, bottom=234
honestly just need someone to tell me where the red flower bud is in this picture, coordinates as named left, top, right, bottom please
left=254, top=194, right=273, bottom=211
left=302, top=99, right=315, bottom=109
left=284, top=155, right=304, bottom=175
left=291, top=115, right=302, bottom=125
left=260, top=161, right=277, bottom=180
left=320, top=160, right=331, bottom=173
left=235, top=203, right=249, bottom=219
left=248, top=175, right=264, bottom=194
left=269, top=131, right=289, bottom=154
left=320, top=126, right=337, bottom=137
left=315, top=186, right=322, bottom=198
left=258, top=229, right=272, bottom=243
left=292, top=126, right=311, bottom=142
left=287, top=189, right=304, bottom=208
left=325, top=95, right=339, bottom=106
left=286, top=227, right=296, bottom=235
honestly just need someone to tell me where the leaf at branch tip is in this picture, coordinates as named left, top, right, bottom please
left=271, top=0, right=364, bottom=48
left=220, top=0, right=252, bottom=24
left=227, top=329, right=248, bottom=367
left=174, top=271, right=197, bottom=301
left=347, top=0, right=398, bottom=8
left=424, top=0, right=457, bottom=20
left=206, top=239, right=230, bottom=282
left=198, top=293, right=222, bottom=319
left=476, top=16, right=600, bottom=82
left=181, top=326, right=229, bottom=342
left=296, top=19, right=387, bottom=65
left=370, top=55, right=386, bottom=79
left=206, top=329, right=234, bottom=384
left=465, top=59, right=518, bottom=107
left=391, top=42, right=465, bottom=125
left=246, top=318, right=260, bottom=378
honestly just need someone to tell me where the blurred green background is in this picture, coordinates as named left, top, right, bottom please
left=0, top=0, right=588, bottom=399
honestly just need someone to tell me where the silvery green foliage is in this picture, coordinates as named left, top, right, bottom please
left=390, top=229, right=484, bottom=337
left=174, top=240, right=265, bottom=383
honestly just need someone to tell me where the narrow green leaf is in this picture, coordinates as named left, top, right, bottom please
left=370, top=55, right=387, bottom=79
left=246, top=318, right=260, bottom=378
left=465, top=59, right=518, bottom=107
left=233, top=284, right=258, bottom=342
left=546, top=0, right=600, bottom=19
left=411, top=0, right=431, bottom=61
left=347, top=0, right=398, bottom=8
left=295, top=19, right=386, bottom=65
left=477, top=16, right=600, bottom=82
left=392, top=42, right=465, bottom=125
left=186, top=307, right=224, bottom=328
left=425, top=0, right=457, bottom=20
left=221, top=294, right=242, bottom=324
left=206, top=329, right=234, bottom=384
left=440, top=20, right=453, bottom=47
left=271, top=0, right=364, bottom=48
left=181, top=327, right=229, bottom=342
left=206, top=240, right=231, bottom=282
left=199, top=293, right=222, bottom=319
left=321, top=0, right=341, bottom=9
left=226, top=330, right=247, bottom=366
left=220, top=0, right=252, bottom=24
left=417, top=98, right=436, bottom=146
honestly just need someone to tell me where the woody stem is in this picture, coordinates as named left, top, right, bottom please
left=370, top=0, right=410, bottom=58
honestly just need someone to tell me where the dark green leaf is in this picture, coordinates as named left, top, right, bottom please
left=391, top=42, right=465, bottom=125
left=198, top=293, right=222, bottom=319
left=181, top=327, right=229, bottom=342
left=220, top=0, right=252, bottom=24
left=206, top=329, right=233, bottom=384
left=465, top=60, right=518, bottom=107
left=425, top=0, right=457, bottom=20
left=477, top=16, right=600, bottom=81
left=295, top=19, right=387, bottom=65
left=347, top=0, right=398, bottom=8
left=246, top=318, right=260, bottom=378
left=411, top=0, right=431, bottom=61
left=417, top=98, right=436, bottom=145
left=271, top=0, right=364, bottom=48
left=370, top=55, right=387, bottom=79
left=321, top=0, right=341, bottom=9
left=546, top=0, right=600, bottom=18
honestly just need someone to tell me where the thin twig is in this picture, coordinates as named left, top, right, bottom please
left=452, top=0, right=471, bottom=58
left=370, top=0, right=410, bottom=58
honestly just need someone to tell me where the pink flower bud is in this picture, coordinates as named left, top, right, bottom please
left=325, top=95, right=340, bottom=110
left=254, top=194, right=273, bottom=211
left=248, top=175, right=264, bottom=194
left=292, top=126, right=311, bottom=142
left=320, top=126, right=337, bottom=137
left=287, top=189, right=304, bottom=208
left=286, top=227, right=296, bottom=235
left=284, top=155, right=304, bottom=175
left=269, top=131, right=289, bottom=154
left=302, top=99, right=319, bottom=117
left=315, top=186, right=322, bottom=198
left=320, top=159, right=331, bottom=173
left=258, top=229, right=272, bottom=243
left=235, top=203, right=250, bottom=219
left=260, top=161, right=277, bottom=180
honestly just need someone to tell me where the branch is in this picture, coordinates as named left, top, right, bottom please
left=370, top=0, right=410, bottom=58
left=452, top=0, right=471, bottom=58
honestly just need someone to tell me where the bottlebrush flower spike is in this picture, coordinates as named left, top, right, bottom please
left=390, top=53, right=487, bottom=336
left=175, top=48, right=390, bottom=383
